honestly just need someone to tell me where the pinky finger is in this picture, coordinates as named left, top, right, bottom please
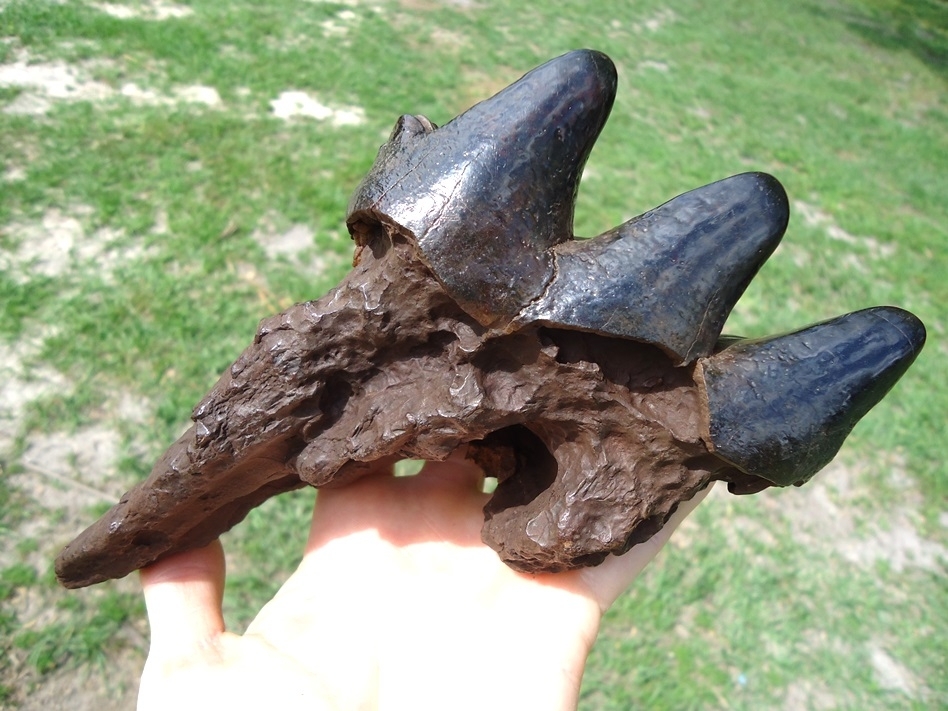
left=139, top=540, right=227, bottom=657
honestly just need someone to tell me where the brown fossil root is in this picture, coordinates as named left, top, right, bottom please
left=54, top=234, right=734, bottom=585
left=54, top=231, right=923, bottom=587
left=55, top=49, right=925, bottom=589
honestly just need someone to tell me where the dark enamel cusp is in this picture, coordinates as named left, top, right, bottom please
left=519, top=172, right=789, bottom=363
left=347, top=49, right=617, bottom=325
left=699, top=307, right=926, bottom=486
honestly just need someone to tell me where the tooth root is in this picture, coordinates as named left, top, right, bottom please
left=517, top=172, right=789, bottom=363
left=696, top=307, right=926, bottom=486
left=54, top=425, right=305, bottom=588
left=348, top=49, right=617, bottom=325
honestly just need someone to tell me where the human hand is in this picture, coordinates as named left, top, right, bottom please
left=138, top=453, right=710, bottom=711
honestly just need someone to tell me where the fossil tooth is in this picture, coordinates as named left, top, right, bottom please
left=347, top=49, right=617, bottom=326
left=54, top=50, right=925, bottom=590
left=695, top=307, right=926, bottom=486
left=517, top=172, right=789, bottom=363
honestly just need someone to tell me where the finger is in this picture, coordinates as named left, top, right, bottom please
left=414, top=447, right=485, bottom=492
left=578, top=483, right=713, bottom=612
left=306, top=451, right=485, bottom=551
left=139, top=540, right=226, bottom=655
left=304, top=456, right=399, bottom=554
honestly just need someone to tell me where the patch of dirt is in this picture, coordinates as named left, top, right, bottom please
left=16, top=426, right=126, bottom=510
left=869, top=644, right=920, bottom=697
left=428, top=27, right=469, bottom=53
left=118, top=82, right=221, bottom=108
left=0, top=52, right=112, bottom=115
left=269, top=90, right=366, bottom=125
left=319, top=9, right=361, bottom=40
left=794, top=199, right=897, bottom=260
left=0, top=353, right=152, bottom=569
left=0, top=48, right=221, bottom=116
left=636, top=60, right=671, bottom=73
left=1, top=132, right=41, bottom=184
left=3, top=165, right=27, bottom=182
left=399, top=0, right=483, bottom=9
left=631, top=8, right=678, bottom=34
left=0, top=336, right=70, bottom=456
left=90, top=0, right=193, bottom=21
left=709, top=455, right=948, bottom=575
left=781, top=679, right=843, bottom=710
left=0, top=206, right=158, bottom=285
left=770, top=456, right=946, bottom=574
left=250, top=211, right=348, bottom=278
left=255, top=222, right=316, bottom=260
left=16, top=659, right=140, bottom=711
left=1, top=207, right=86, bottom=280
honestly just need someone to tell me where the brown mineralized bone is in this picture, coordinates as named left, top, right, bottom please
left=56, top=50, right=925, bottom=588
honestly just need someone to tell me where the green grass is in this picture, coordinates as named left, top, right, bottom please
left=585, top=482, right=948, bottom=709
left=12, top=589, right=142, bottom=674
left=1, top=0, right=946, bottom=707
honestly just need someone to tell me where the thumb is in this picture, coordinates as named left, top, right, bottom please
left=139, top=540, right=227, bottom=656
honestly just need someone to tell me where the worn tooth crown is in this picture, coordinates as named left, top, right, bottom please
left=518, top=172, right=789, bottom=363
left=347, top=49, right=617, bottom=325
left=697, top=307, right=926, bottom=486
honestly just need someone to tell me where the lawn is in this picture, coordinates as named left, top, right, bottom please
left=0, top=0, right=945, bottom=708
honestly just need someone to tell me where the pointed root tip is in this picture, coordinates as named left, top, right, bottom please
left=54, top=508, right=170, bottom=588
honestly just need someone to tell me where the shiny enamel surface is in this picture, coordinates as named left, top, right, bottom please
left=347, top=49, right=617, bottom=325
left=518, top=172, right=789, bottom=363
left=699, top=307, right=926, bottom=485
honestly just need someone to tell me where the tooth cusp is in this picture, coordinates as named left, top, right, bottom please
left=699, top=307, right=926, bottom=485
left=518, top=172, right=789, bottom=363
left=346, top=49, right=618, bottom=326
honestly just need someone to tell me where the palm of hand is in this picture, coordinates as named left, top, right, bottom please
left=138, top=456, right=707, bottom=711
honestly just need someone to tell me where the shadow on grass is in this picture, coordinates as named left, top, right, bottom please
left=811, top=0, right=948, bottom=83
